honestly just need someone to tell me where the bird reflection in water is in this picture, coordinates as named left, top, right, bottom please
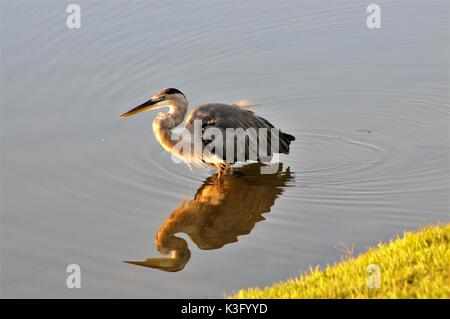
left=125, top=163, right=293, bottom=272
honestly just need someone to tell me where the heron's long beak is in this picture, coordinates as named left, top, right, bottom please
left=120, top=98, right=164, bottom=118
left=124, top=255, right=190, bottom=272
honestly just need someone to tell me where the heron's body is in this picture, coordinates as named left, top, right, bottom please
left=121, top=88, right=295, bottom=175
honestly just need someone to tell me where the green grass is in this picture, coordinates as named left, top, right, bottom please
left=229, top=223, right=450, bottom=299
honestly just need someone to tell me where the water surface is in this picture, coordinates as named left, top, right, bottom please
left=1, top=0, right=449, bottom=297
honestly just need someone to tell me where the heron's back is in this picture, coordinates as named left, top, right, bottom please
left=184, top=103, right=295, bottom=164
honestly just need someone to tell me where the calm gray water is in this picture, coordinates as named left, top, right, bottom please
left=1, top=0, right=449, bottom=298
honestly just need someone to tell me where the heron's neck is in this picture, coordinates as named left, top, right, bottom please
left=152, top=100, right=188, bottom=153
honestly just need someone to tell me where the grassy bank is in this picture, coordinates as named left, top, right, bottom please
left=229, top=223, right=450, bottom=298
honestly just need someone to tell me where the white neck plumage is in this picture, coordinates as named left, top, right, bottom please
left=152, top=99, right=188, bottom=154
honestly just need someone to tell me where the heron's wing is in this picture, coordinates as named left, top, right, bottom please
left=184, top=103, right=294, bottom=162
left=184, top=103, right=271, bottom=131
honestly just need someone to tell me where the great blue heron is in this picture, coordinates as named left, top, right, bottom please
left=120, top=88, right=295, bottom=175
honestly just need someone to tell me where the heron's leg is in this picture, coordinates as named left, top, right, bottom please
left=216, top=164, right=230, bottom=196
left=217, top=163, right=231, bottom=178
left=217, top=164, right=224, bottom=179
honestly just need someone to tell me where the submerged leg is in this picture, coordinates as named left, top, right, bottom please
left=217, top=163, right=231, bottom=178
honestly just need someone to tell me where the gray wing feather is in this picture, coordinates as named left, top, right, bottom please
left=184, top=103, right=294, bottom=163
left=185, top=103, right=270, bottom=130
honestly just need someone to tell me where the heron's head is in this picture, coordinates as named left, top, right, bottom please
left=120, top=88, right=187, bottom=118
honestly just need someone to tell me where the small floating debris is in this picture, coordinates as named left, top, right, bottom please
left=357, top=129, right=377, bottom=134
